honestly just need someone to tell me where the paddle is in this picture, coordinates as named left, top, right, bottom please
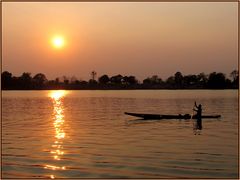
left=191, top=103, right=196, bottom=131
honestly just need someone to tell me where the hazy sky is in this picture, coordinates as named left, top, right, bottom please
left=2, top=2, right=238, bottom=81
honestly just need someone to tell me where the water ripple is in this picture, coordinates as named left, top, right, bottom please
left=2, top=90, right=238, bottom=178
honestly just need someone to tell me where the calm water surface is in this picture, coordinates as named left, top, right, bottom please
left=2, top=90, right=238, bottom=178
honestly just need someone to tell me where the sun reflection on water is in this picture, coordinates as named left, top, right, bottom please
left=44, top=90, right=68, bottom=178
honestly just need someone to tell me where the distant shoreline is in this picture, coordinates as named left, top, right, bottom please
left=2, top=70, right=239, bottom=90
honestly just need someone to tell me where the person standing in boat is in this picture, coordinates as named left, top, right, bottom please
left=193, top=101, right=202, bottom=118
left=193, top=101, right=202, bottom=130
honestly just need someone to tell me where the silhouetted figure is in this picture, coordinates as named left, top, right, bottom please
left=193, top=102, right=202, bottom=134
left=193, top=120, right=202, bottom=135
left=196, top=118, right=202, bottom=130
left=193, top=101, right=202, bottom=119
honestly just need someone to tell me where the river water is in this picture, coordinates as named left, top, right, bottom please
left=2, top=90, right=238, bottom=178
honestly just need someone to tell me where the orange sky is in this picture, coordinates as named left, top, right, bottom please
left=2, top=2, right=238, bottom=80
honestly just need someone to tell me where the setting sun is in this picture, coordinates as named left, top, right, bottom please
left=52, top=36, right=65, bottom=49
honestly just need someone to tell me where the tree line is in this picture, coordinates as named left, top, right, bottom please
left=1, top=70, right=239, bottom=90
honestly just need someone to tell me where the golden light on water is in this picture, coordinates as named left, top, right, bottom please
left=50, top=175, right=55, bottom=179
left=49, top=90, right=67, bottom=100
left=45, top=90, right=68, bottom=178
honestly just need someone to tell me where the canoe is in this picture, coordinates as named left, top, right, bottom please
left=124, top=112, right=221, bottom=120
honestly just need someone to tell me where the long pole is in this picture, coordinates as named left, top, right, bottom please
left=191, top=103, right=195, bottom=131
left=191, top=103, right=194, bottom=120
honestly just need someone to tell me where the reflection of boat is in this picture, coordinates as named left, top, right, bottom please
left=125, top=112, right=221, bottom=120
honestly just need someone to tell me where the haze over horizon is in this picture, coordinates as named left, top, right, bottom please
left=2, top=2, right=238, bottom=81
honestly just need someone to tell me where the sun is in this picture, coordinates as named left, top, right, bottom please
left=52, top=36, right=65, bottom=49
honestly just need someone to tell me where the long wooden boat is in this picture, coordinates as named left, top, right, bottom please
left=124, top=112, right=221, bottom=120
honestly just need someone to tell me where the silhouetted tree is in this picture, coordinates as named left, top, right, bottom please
left=19, top=72, right=32, bottom=89
left=207, top=72, right=226, bottom=89
left=151, top=75, right=163, bottom=84
left=230, top=70, right=239, bottom=88
left=166, top=76, right=175, bottom=87
left=1, top=70, right=238, bottom=90
left=60, top=76, right=69, bottom=85
left=64, top=79, right=69, bottom=85
left=183, top=74, right=198, bottom=88
left=225, top=78, right=232, bottom=88
left=89, top=79, right=97, bottom=85
left=33, top=73, right=47, bottom=88
left=98, top=74, right=110, bottom=85
left=91, top=71, right=97, bottom=81
left=174, top=72, right=184, bottom=88
left=2, top=71, right=13, bottom=89
left=143, top=77, right=151, bottom=85
left=110, top=74, right=123, bottom=84
left=123, top=76, right=138, bottom=85
left=143, top=75, right=162, bottom=85
left=230, top=70, right=238, bottom=82
left=55, top=78, right=60, bottom=84
left=79, top=80, right=88, bottom=85
left=197, top=73, right=208, bottom=87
